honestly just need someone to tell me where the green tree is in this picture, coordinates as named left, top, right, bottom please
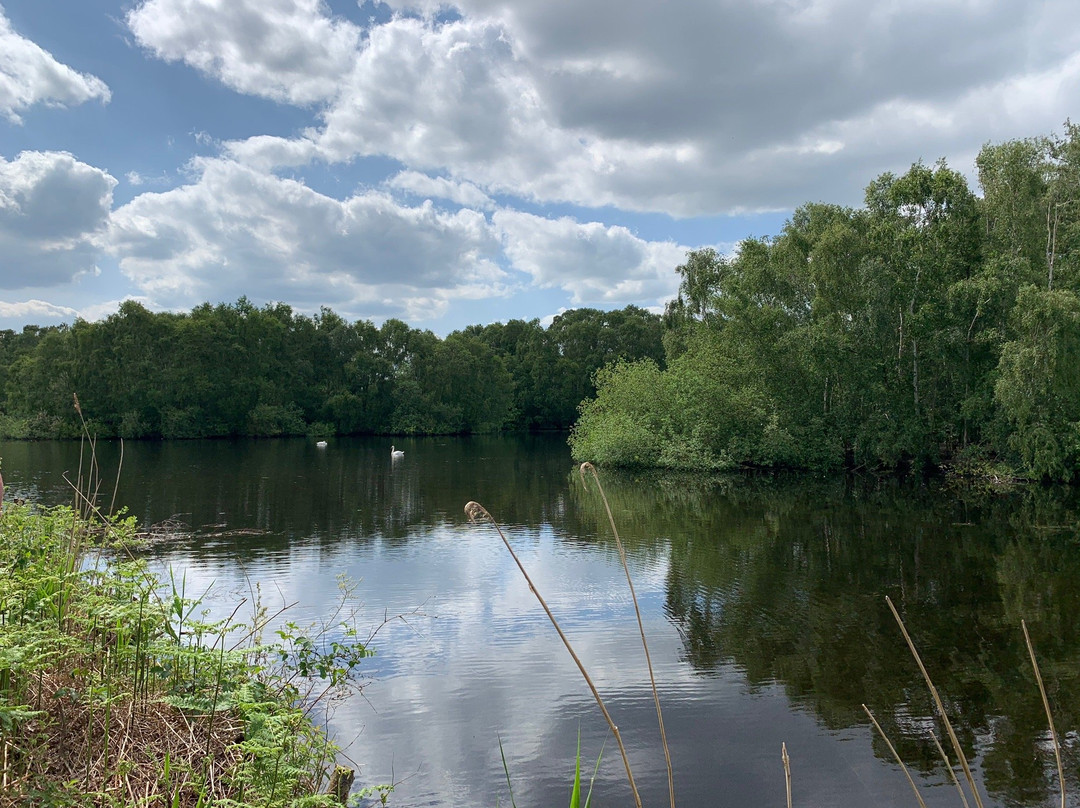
left=994, top=286, right=1080, bottom=480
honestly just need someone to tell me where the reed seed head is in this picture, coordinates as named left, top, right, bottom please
left=464, top=501, right=487, bottom=522
left=73, top=392, right=82, bottom=416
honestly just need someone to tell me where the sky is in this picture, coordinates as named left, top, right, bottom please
left=0, top=0, right=1077, bottom=336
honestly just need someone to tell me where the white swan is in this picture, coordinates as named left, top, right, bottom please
left=315, top=440, right=328, bottom=448
left=391, top=445, right=405, bottom=458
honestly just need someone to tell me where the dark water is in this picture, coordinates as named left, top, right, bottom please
left=3, top=434, right=1080, bottom=808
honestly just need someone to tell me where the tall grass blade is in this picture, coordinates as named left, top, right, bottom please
left=109, top=437, right=125, bottom=517
left=497, top=733, right=518, bottom=808
left=465, top=500, right=643, bottom=808
left=886, top=595, right=984, bottom=808
left=1022, top=620, right=1065, bottom=808
left=570, top=730, right=582, bottom=808
left=579, top=462, right=675, bottom=808
left=585, top=738, right=605, bottom=808
left=863, top=704, right=928, bottom=808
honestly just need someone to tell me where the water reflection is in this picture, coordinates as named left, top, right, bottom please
left=2, top=436, right=1079, bottom=807
left=571, top=470, right=1080, bottom=807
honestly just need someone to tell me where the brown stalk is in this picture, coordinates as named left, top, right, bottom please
left=781, top=742, right=792, bottom=808
left=886, top=596, right=984, bottom=808
left=109, top=437, right=125, bottom=517
left=580, top=461, right=675, bottom=808
left=1022, top=620, right=1065, bottom=808
left=862, top=704, right=928, bottom=808
left=464, top=500, right=643, bottom=808
left=929, top=729, right=970, bottom=808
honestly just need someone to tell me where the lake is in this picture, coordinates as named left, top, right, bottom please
left=2, top=434, right=1079, bottom=808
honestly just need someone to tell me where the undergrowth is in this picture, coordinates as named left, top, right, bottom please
left=0, top=500, right=373, bottom=807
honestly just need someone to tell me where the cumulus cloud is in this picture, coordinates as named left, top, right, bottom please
left=0, top=150, right=116, bottom=289
left=136, top=0, right=1080, bottom=215
left=97, top=0, right=1080, bottom=325
left=494, top=210, right=687, bottom=306
left=127, top=0, right=360, bottom=106
left=0, top=298, right=79, bottom=320
left=387, top=170, right=494, bottom=210
left=107, top=157, right=507, bottom=320
left=223, top=135, right=320, bottom=171
left=0, top=5, right=110, bottom=123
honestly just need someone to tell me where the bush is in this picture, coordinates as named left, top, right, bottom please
left=247, top=403, right=307, bottom=437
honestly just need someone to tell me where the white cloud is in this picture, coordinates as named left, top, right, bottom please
left=77, top=297, right=156, bottom=323
left=222, top=135, right=320, bottom=171
left=107, top=157, right=507, bottom=321
left=387, top=171, right=494, bottom=210
left=0, top=5, right=110, bottom=123
left=0, top=150, right=116, bottom=289
left=494, top=210, right=687, bottom=306
left=82, top=0, right=1080, bottom=331
left=127, top=0, right=361, bottom=106
left=142, top=1, right=1078, bottom=216
left=0, top=298, right=78, bottom=319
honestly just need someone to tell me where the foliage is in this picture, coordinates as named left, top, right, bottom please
left=0, top=501, right=374, bottom=807
left=994, top=286, right=1080, bottom=481
left=0, top=304, right=663, bottom=440
left=573, top=124, right=1080, bottom=480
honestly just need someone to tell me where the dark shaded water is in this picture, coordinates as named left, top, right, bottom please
left=3, top=434, right=1080, bottom=807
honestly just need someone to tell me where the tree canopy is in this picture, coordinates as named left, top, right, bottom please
left=0, top=302, right=663, bottom=440
left=571, top=125, right=1080, bottom=481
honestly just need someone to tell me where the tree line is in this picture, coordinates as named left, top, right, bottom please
left=4, top=125, right=1077, bottom=481
left=0, top=302, right=663, bottom=440
left=570, top=125, right=1080, bottom=482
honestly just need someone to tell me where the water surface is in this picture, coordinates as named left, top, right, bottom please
left=3, top=435, right=1079, bottom=808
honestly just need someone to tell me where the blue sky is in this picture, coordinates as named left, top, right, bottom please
left=1, top=0, right=1077, bottom=335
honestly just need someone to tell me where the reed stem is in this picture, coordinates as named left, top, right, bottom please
left=580, top=462, right=675, bottom=808
left=464, top=500, right=643, bottom=808
left=1022, top=620, right=1065, bottom=808
left=929, top=730, right=970, bottom=808
left=863, top=705, right=928, bottom=808
left=781, top=742, right=792, bottom=808
left=886, top=596, right=984, bottom=808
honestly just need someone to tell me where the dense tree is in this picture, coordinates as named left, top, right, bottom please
left=994, top=286, right=1080, bottom=480
left=0, top=301, right=662, bottom=441
left=573, top=125, right=1080, bottom=481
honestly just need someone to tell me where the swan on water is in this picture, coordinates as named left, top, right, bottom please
left=391, top=445, right=404, bottom=458
left=316, top=440, right=328, bottom=447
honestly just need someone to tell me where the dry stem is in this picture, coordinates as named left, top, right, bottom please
left=929, top=729, right=970, bottom=808
left=1022, top=619, right=1065, bottom=808
left=886, top=595, right=984, bottom=808
left=862, top=704, right=928, bottom=808
left=781, top=742, right=792, bottom=808
left=580, top=462, right=675, bottom=808
left=464, top=500, right=643, bottom=808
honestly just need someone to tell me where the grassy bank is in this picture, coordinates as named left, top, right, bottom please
left=0, top=500, right=371, bottom=807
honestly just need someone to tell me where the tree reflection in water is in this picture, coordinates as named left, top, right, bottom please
left=570, top=471, right=1080, bottom=807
